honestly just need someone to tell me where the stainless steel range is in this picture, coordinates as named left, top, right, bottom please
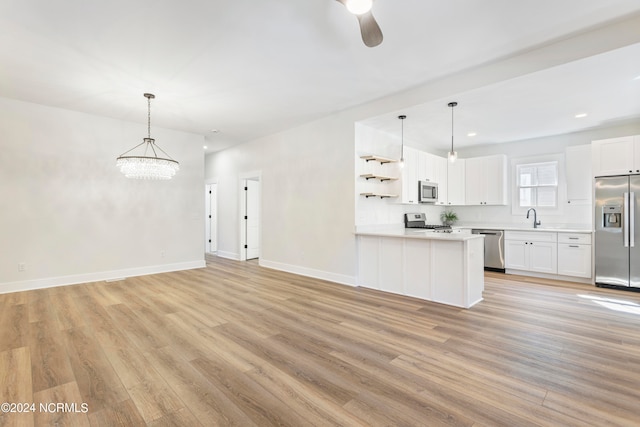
left=404, top=213, right=452, bottom=232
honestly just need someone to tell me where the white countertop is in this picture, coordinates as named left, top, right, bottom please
left=355, top=228, right=483, bottom=241
left=453, top=224, right=593, bottom=233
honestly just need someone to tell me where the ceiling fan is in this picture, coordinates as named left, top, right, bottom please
left=336, top=0, right=383, bottom=47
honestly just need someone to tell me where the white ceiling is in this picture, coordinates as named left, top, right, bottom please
left=363, top=42, right=640, bottom=152
left=0, top=0, right=639, bottom=153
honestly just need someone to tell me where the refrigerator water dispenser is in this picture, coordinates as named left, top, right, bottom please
left=603, top=205, right=622, bottom=228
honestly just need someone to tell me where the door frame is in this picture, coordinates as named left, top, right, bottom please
left=239, top=171, right=261, bottom=261
left=205, top=178, right=218, bottom=254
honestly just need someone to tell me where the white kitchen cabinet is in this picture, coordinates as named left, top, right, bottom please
left=400, top=146, right=419, bottom=204
left=465, top=154, right=507, bottom=205
left=446, top=159, right=465, bottom=205
left=557, top=232, right=592, bottom=278
left=418, top=151, right=437, bottom=182
left=565, top=145, right=592, bottom=204
left=504, top=231, right=557, bottom=274
left=434, top=155, right=448, bottom=205
left=356, top=233, right=484, bottom=308
left=592, top=135, right=640, bottom=177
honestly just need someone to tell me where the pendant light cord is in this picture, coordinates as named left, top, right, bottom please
left=448, top=101, right=457, bottom=153
left=148, top=95, right=152, bottom=139
left=398, top=115, right=406, bottom=161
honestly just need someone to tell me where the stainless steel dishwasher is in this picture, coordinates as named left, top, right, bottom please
left=472, top=229, right=505, bottom=272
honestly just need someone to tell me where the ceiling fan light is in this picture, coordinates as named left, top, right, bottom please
left=346, top=0, right=373, bottom=15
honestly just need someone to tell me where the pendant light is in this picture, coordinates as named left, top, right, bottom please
left=116, top=93, right=179, bottom=180
left=447, top=101, right=458, bottom=163
left=398, top=115, right=406, bottom=168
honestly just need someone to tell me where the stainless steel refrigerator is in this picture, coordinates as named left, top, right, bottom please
left=595, top=175, right=640, bottom=288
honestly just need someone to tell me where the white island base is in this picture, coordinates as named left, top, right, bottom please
left=356, top=230, right=485, bottom=308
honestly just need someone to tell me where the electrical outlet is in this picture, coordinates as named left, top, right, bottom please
left=18, top=262, right=27, bottom=272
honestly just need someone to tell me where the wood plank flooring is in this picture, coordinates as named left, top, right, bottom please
left=1, top=255, right=640, bottom=426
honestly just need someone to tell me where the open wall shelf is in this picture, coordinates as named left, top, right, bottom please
left=360, top=192, right=398, bottom=199
left=359, top=173, right=398, bottom=182
left=360, top=155, right=397, bottom=164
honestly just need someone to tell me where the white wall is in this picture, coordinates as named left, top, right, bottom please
left=205, top=114, right=357, bottom=285
left=0, top=97, right=205, bottom=293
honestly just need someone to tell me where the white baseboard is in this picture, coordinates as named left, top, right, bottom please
left=216, top=251, right=240, bottom=261
left=0, top=260, right=206, bottom=295
left=505, top=269, right=593, bottom=284
left=259, top=259, right=356, bottom=287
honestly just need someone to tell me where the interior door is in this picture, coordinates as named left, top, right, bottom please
left=245, top=179, right=260, bottom=260
left=207, top=184, right=217, bottom=252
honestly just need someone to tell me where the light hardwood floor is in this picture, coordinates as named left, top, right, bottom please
left=1, top=255, right=640, bottom=426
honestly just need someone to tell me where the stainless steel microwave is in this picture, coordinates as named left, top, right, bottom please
left=419, top=180, right=438, bottom=203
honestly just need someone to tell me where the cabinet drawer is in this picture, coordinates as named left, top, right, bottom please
left=558, top=243, right=592, bottom=278
left=505, top=231, right=557, bottom=243
left=558, top=233, right=592, bottom=244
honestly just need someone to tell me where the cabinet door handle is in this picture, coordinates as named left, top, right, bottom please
left=569, top=245, right=579, bottom=248
left=569, top=237, right=579, bottom=240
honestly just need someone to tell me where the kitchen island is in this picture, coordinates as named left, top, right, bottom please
left=356, top=228, right=485, bottom=308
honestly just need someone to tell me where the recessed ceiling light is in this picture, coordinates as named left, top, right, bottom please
left=467, top=132, right=477, bottom=137
left=575, top=113, right=588, bottom=118
left=210, top=129, right=219, bottom=133
left=203, top=145, right=208, bottom=149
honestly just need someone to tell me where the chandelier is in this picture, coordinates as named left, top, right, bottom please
left=116, top=93, right=179, bottom=180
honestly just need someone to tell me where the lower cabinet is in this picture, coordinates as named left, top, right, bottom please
left=557, top=233, right=592, bottom=278
left=504, top=232, right=557, bottom=274
left=505, top=231, right=592, bottom=279
left=356, top=234, right=485, bottom=308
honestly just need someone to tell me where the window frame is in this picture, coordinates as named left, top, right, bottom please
left=510, top=154, right=566, bottom=217
left=517, top=161, right=559, bottom=208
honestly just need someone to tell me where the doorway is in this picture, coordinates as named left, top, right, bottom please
left=205, top=183, right=217, bottom=253
left=241, top=176, right=261, bottom=260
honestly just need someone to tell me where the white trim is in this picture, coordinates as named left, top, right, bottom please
left=504, top=269, right=593, bottom=284
left=0, top=260, right=206, bottom=295
left=217, top=250, right=240, bottom=261
left=259, top=258, right=357, bottom=287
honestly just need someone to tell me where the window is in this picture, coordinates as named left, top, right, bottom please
left=517, top=161, right=558, bottom=208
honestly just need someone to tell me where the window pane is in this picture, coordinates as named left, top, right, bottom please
left=518, top=166, right=536, bottom=186
left=537, top=163, right=558, bottom=186
left=520, top=188, right=534, bottom=207
left=537, top=187, right=557, bottom=207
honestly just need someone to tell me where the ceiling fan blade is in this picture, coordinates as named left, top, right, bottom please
left=335, top=0, right=383, bottom=47
left=356, top=11, right=383, bottom=47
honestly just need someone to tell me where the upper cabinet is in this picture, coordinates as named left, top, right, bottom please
left=394, top=149, right=506, bottom=206
left=419, top=153, right=448, bottom=205
left=446, top=159, right=465, bottom=205
left=592, top=135, right=640, bottom=177
left=400, top=146, right=419, bottom=204
left=565, top=145, right=592, bottom=205
left=465, top=154, right=508, bottom=205
left=401, top=149, right=447, bottom=205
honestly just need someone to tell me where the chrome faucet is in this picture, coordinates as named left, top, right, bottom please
left=526, top=208, right=541, bottom=228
